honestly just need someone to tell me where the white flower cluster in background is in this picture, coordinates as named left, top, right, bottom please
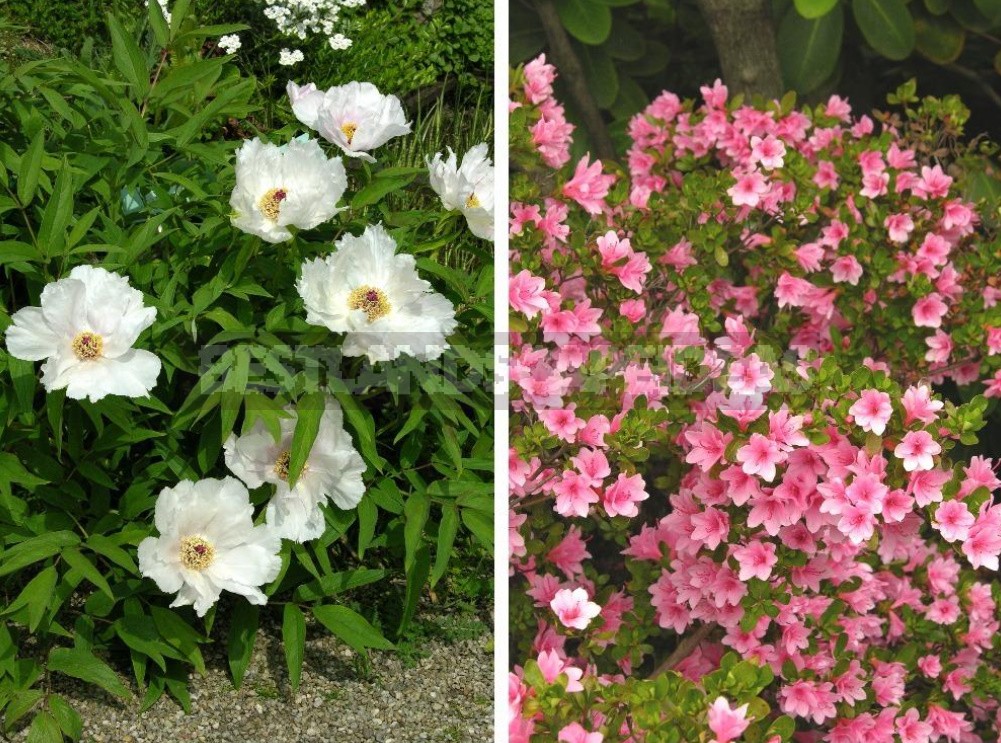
left=263, top=0, right=364, bottom=63
left=218, top=34, right=242, bottom=54
left=278, top=48, right=305, bottom=66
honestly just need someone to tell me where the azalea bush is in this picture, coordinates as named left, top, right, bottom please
left=0, top=5, right=493, bottom=740
left=509, top=56, right=1001, bottom=742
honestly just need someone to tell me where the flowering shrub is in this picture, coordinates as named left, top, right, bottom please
left=0, top=7, right=492, bottom=739
left=509, top=56, right=1001, bottom=742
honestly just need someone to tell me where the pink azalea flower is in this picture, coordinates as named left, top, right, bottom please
left=749, top=135, right=785, bottom=170
left=509, top=269, right=550, bottom=318
left=932, top=500, right=974, bottom=542
left=848, top=389, right=893, bottom=436
left=690, top=506, right=730, bottom=550
left=894, top=430, right=941, bottom=472
left=706, top=696, right=750, bottom=743
left=901, top=385, right=943, bottom=425
left=685, top=422, right=734, bottom=472
left=736, top=433, right=787, bottom=482
left=912, top=293, right=948, bottom=328
left=731, top=541, right=777, bottom=581
left=562, top=155, right=615, bottom=215
left=539, top=408, right=586, bottom=442
left=557, top=722, right=603, bottom=743
left=838, top=504, right=878, bottom=544
left=727, top=170, right=768, bottom=208
left=603, top=472, right=649, bottom=518
left=553, top=471, right=599, bottom=518
left=550, top=588, right=601, bottom=630
left=830, top=255, right=863, bottom=285
left=727, top=353, right=774, bottom=395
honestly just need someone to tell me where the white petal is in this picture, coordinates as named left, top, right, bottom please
left=4, top=306, right=62, bottom=360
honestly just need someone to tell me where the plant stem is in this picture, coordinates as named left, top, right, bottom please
left=649, top=623, right=714, bottom=678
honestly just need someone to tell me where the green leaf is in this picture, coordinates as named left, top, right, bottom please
left=356, top=497, right=378, bottom=557
left=461, top=508, right=494, bottom=555
left=148, top=0, right=170, bottom=46
left=36, top=159, right=74, bottom=258
left=312, top=605, right=394, bottom=653
left=579, top=45, right=619, bottom=109
left=107, top=13, right=150, bottom=93
left=974, top=0, right=1001, bottom=24
left=17, top=130, right=45, bottom=206
left=5, top=565, right=58, bottom=632
left=0, top=531, right=78, bottom=578
left=350, top=173, right=417, bottom=209
left=404, top=492, right=430, bottom=573
left=282, top=604, right=306, bottom=693
left=398, top=545, right=431, bottom=635
left=26, top=711, right=62, bottom=743
left=852, top=0, right=915, bottom=59
left=914, top=14, right=965, bottom=62
left=287, top=391, right=325, bottom=488
left=115, top=616, right=167, bottom=671
left=556, top=0, right=612, bottom=44
left=227, top=602, right=259, bottom=688
left=431, top=505, right=459, bottom=587
left=47, top=695, right=82, bottom=741
left=795, top=0, right=840, bottom=17
left=61, top=548, right=114, bottom=599
left=778, top=4, right=844, bottom=92
left=48, top=647, right=132, bottom=700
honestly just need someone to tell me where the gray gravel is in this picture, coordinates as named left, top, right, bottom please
left=16, top=614, right=493, bottom=743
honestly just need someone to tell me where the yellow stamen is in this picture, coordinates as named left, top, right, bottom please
left=258, top=187, right=288, bottom=221
left=179, top=536, right=215, bottom=571
left=274, top=450, right=291, bottom=481
left=71, top=332, right=103, bottom=361
left=465, top=193, right=481, bottom=209
left=347, top=285, right=391, bottom=323
left=340, top=122, right=358, bottom=146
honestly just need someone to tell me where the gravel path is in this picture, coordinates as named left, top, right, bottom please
left=18, top=614, right=493, bottom=743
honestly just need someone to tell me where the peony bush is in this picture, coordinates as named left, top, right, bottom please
left=0, top=5, right=493, bottom=740
left=509, top=55, right=1001, bottom=742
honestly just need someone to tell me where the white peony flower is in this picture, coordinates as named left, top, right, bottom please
left=223, top=396, right=365, bottom=542
left=286, top=80, right=411, bottom=163
left=138, top=477, right=282, bottom=617
left=4, top=266, right=161, bottom=402
left=230, top=137, right=347, bottom=244
left=296, top=223, right=457, bottom=362
left=427, top=143, right=495, bottom=241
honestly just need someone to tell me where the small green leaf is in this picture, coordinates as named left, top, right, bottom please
left=404, top=492, right=430, bottom=573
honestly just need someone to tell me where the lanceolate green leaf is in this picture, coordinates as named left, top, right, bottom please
left=282, top=604, right=306, bottom=693
left=48, top=647, right=132, bottom=700
left=227, top=602, right=259, bottom=689
left=287, top=391, right=325, bottom=488
left=312, top=605, right=394, bottom=653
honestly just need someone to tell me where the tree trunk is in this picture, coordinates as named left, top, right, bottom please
left=535, top=0, right=616, bottom=162
left=695, top=0, right=784, bottom=100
